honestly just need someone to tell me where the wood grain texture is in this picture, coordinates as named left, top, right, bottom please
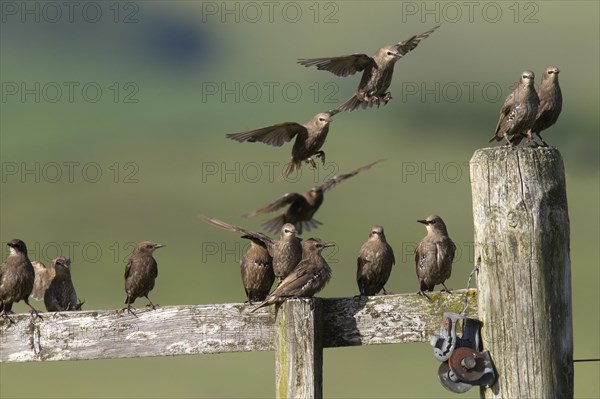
left=470, top=147, right=573, bottom=398
left=0, top=290, right=476, bottom=363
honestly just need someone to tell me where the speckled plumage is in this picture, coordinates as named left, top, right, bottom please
left=0, top=239, right=39, bottom=319
left=415, top=215, right=455, bottom=296
left=124, top=241, right=164, bottom=314
left=357, top=226, right=395, bottom=296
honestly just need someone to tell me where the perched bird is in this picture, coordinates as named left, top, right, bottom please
left=124, top=241, right=164, bottom=314
left=240, top=237, right=275, bottom=303
left=32, top=256, right=83, bottom=311
left=200, top=216, right=302, bottom=281
left=298, top=25, right=439, bottom=111
left=245, top=159, right=383, bottom=234
left=489, top=70, right=540, bottom=146
left=356, top=226, right=395, bottom=296
left=415, top=215, right=456, bottom=298
left=527, top=66, right=562, bottom=146
left=252, top=238, right=334, bottom=312
left=226, top=110, right=339, bottom=178
left=0, top=239, right=40, bottom=319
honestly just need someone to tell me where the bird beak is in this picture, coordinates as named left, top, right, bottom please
left=154, top=244, right=165, bottom=249
left=417, top=219, right=428, bottom=225
left=327, top=109, right=340, bottom=117
left=553, top=67, right=560, bottom=74
left=393, top=51, right=402, bottom=58
left=323, top=242, right=336, bottom=248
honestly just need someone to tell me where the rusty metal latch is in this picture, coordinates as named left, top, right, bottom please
left=431, top=312, right=496, bottom=393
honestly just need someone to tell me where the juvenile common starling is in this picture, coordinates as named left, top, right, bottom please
left=32, top=257, right=83, bottom=311
left=240, top=237, right=275, bottom=303
left=415, top=215, right=456, bottom=297
left=124, top=241, right=164, bottom=314
left=0, top=239, right=40, bottom=319
left=298, top=26, right=439, bottom=111
left=245, top=159, right=383, bottom=234
left=489, top=70, right=539, bottom=146
left=252, top=238, right=334, bottom=312
left=356, top=226, right=395, bottom=296
left=200, top=216, right=302, bottom=281
left=226, top=110, right=339, bottom=178
left=528, top=66, right=562, bottom=146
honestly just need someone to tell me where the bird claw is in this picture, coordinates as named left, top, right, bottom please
left=30, top=309, right=43, bottom=320
left=306, top=157, right=317, bottom=169
left=382, top=92, right=392, bottom=104
left=417, top=290, right=432, bottom=300
left=315, top=151, right=326, bottom=165
left=382, top=288, right=393, bottom=295
left=440, top=284, right=452, bottom=294
left=122, top=305, right=138, bottom=317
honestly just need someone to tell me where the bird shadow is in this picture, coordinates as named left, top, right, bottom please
left=321, top=295, right=368, bottom=348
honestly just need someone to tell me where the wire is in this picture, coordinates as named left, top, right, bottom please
left=573, top=359, right=600, bottom=363
left=461, top=256, right=481, bottom=316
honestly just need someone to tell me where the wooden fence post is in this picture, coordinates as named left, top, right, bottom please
left=470, top=147, right=573, bottom=398
left=275, top=298, right=323, bottom=399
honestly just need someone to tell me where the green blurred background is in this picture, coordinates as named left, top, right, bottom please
left=1, top=1, right=598, bottom=397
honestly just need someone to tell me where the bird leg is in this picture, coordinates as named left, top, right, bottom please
left=417, top=290, right=432, bottom=300
left=440, top=283, right=452, bottom=294
left=145, top=295, right=158, bottom=310
left=382, top=92, right=393, bottom=104
left=306, top=157, right=317, bottom=169
left=535, top=132, right=549, bottom=147
left=122, top=303, right=138, bottom=317
left=314, top=151, right=326, bottom=165
left=382, top=287, right=393, bottom=295
left=24, top=299, right=43, bottom=320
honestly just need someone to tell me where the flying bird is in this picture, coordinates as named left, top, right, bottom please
left=489, top=70, right=539, bottom=146
left=356, top=225, right=395, bottom=296
left=298, top=25, right=439, bottom=111
left=32, top=256, right=83, bottom=311
left=0, top=239, right=40, bottom=320
left=415, top=215, right=455, bottom=298
left=252, top=238, right=334, bottom=312
left=123, top=241, right=164, bottom=315
left=200, top=216, right=302, bottom=282
left=226, top=110, right=339, bottom=178
left=245, top=159, right=384, bottom=234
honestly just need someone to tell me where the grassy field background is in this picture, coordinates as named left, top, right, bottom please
left=1, top=1, right=598, bottom=398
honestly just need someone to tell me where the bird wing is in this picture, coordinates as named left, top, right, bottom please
left=298, top=54, right=377, bottom=77
left=31, top=261, right=52, bottom=301
left=226, top=122, right=306, bottom=147
left=244, top=192, right=305, bottom=217
left=394, top=25, right=440, bottom=56
left=200, top=215, right=274, bottom=247
left=270, top=260, right=312, bottom=297
left=124, top=258, right=133, bottom=279
left=320, top=159, right=384, bottom=192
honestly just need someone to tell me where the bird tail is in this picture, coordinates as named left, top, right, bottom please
left=302, top=219, right=322, bottom=233
left=282, top=159, right=301, bottom=179
left=337, top=95, right=364, bottom=112
left=488, top=134, right=502, bottom=143
left=261, top=215, right=286, bottom=235
left=250, top=297, right=274, bottom=313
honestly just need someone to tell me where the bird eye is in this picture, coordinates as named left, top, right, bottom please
left=319, top=118, right=325, bottom=122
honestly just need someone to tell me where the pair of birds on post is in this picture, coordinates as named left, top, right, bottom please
left=490, top=66, right=562, bottom=147
left=0, top=238, right=165, bottom=320
left=226, top=26, right=440, bottom=177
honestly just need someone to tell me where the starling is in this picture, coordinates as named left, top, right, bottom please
left=200, top=216, right=302, bottom=281
left=298, top=26, right=439, bottom=112
left=240, top=237, right=275, bottom=303
left=252, top=238, right=334, bottom=312
left=0, top=239, right=40, bottom=319
left=245, top=159, right=383, bottom=234
left=124, top=241, right=164, bottom=314
left=528, top=66, right=562, bottom=146
left=226, top=110, right=339, bottom=178
left=32, top=257, right=83, bottom=311
left=356, top=226, right=395, bottom=296
left=415, top=215, right=456, bottom=297
left=489, top=70, right=540, bottom=146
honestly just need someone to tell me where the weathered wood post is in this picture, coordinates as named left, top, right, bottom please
left=470, top=147, right=573, bottom=398
left=275, top=299, right=323, bottom=399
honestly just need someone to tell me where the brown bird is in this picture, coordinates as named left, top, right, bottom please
left=298, top=26, right=439, bottom=111
left=124, top=241, right=164, bottom=314
left=415, top=215, right=455, bottom=298
left=226, top=110, right=339, bottom=178
left=32, top=256, right=83, bottom=311
left=489, top=70, right=540, bottom=146
left=200, top=215, right=302, bottom=281
left=0, top=239, right=40, bottom=320
left=252, top=238, right=334, bottom=312
left=357, top=226, right=395, bottom=296
left=528, top=66, right=562, bottom=146
left=245, top=159, right=384, bottom=234
left=240, top=237, right=275, bottom=303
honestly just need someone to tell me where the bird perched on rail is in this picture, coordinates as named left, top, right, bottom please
left=32, top=256, right=83, bottom=311
left=240, top=236, right=275, bottom=303
left=200, top=216, right=302, bottom=283
left=0, top=239, right=40, bottom=320
left=489, top=70, right=539, bottom=146
left=244, top=159, right=383, bottom=234
left=415, top=215, right=455, bottom=298
left=356, top=225, right=395, bottom=296
left=251, top=238, right=334, bottom=312
left=298, top=25, right=439, bottom=112
left=123, top=241, right=164, bottom=315
left=527, top=66, right=562, bottom=146
left=226, top=110, right=339, bottom=178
